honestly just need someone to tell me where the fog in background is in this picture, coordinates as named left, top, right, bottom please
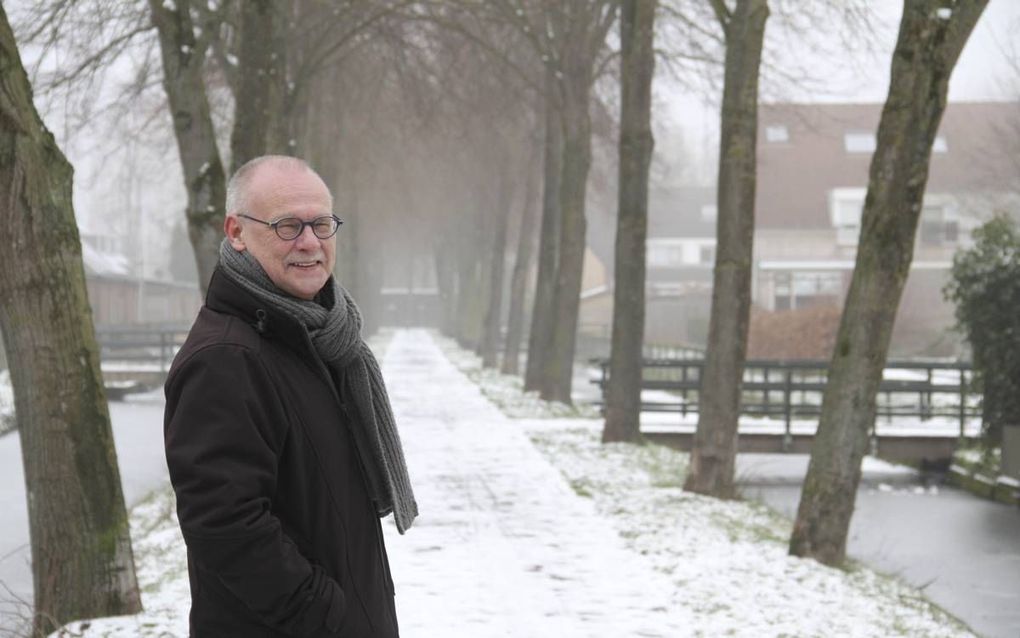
left=11, top=0, right=1020, bottom=337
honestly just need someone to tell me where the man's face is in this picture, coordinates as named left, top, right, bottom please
left=225, top=165, right=336, bottom=300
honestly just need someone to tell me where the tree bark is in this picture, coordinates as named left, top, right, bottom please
left=481, top=160, right=515, bottom=368
left=0, top=6, right=141, bottom=633
left=537, top=2, right=617, bottom=404
left=540, top=70, right=592, bottom=404
left=524, top=81, right=562, bottom=391
left=149, top=0, right=227, bottom=294
left=502, top=136, right=542, bottom=376
left=230, top=0, right=289, bottom=172
left=790, top=0, right=988, bottom=566
left=435, top=242, right=458, bottom=337
left=455, top=229, right=487, bottom=350
left=602, top=0, right=657, bottom=444
left=684, top=0, right=768, bottom=497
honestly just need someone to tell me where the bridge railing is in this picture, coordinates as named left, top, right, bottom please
left=589, top=356, right=979, bottom=442
left=94, top=324, right=192, bottom=374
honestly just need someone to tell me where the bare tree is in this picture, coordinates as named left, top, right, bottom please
left=790, top=0, right=988, bottom=566
left=524, top=78, right=562, bottom=391
left=683, top=0, right=768, bottom=497
left=481, top=147, right=518, bottom=367
left=602, top=0, right=658, bottom=443
left=502, top=131, right=543, bottom=375
left=148, top=0, right=228, bottom=292
left=0, top=5, right=141, bottom=634
left=539, top=1, right=618, bottom=404
left=454, top=0, right=618, bottom=402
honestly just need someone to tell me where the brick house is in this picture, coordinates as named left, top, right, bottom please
left=579, top=101, right=1020, bottom=357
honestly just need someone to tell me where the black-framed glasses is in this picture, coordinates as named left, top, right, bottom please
left=237, top=213, right=343, bottom=240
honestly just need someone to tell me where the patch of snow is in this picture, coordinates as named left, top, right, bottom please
left=48, top=488, right=188, bottom=637
left=0, top=370, right=14, bottom=428
left=998, top=475, right=1019, bottom=488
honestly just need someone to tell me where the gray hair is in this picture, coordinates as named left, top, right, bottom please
left=225, top=155, right=331, bottom=216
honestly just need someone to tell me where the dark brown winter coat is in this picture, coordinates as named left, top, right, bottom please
left=164, top=268, right=398, bottom=637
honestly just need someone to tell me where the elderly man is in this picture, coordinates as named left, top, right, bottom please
left=164, top=155, right=417, bottom=637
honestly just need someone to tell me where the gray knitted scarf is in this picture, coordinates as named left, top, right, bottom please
left=218, top=239, right=418, bottom=534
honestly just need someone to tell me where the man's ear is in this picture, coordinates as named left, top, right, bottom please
left=224, top=215, right=246, bottom=251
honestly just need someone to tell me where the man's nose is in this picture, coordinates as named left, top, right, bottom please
left=293, top=223, right=320, bottom=249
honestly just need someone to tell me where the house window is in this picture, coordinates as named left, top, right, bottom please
left=932, top=135, right=948, bottom=153
left=836, top=226, right=860, bottom=246
left=647, top=241, right=684, bottom=267
left=772, top=271, right=842, bottom=311
left=700, top=245, right=715, bottom=265
left=829, top=188, right=866, bottom=246
left=920, top=205, right=958, bottom=245
left=794, top=272, right=842, bottom=297
left=844, top=132, right=876, bottom=153
left=765, top=125, right=789, bottom=143
left=945, top=220, right=959, bottom=243
left=773, top=272, right=792, bottom=311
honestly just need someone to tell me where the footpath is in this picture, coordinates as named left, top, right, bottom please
left=380, top=330, right=687, bottom=636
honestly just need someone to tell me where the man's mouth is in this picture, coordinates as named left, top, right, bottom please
left=289, top=260, right=321, bottom=269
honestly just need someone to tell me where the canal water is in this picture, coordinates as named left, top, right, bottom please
left=737, top=454, right=1020, bottom=638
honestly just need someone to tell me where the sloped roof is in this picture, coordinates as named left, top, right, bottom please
left=649, top=185, right=716, bottom=238
left=756, top=101, right=1020, bottom=229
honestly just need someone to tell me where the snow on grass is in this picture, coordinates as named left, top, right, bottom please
left=524, top=425, right=972, bottom=637
left=433, top=334, right=600, bottom=419
left=50, top=487, right=189, bottom=637
left=438, top=332, right=974, bottom=637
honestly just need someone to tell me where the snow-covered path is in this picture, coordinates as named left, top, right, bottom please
left=381, top=329, right=688, bottom=636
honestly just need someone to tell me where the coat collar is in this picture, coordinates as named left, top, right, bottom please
left=205, top=266, right=321, bottom=358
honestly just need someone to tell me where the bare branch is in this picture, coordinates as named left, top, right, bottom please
left=707, top=0, right=731, bottom=31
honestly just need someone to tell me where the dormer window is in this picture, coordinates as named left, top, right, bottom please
left=844, top=132, right=876, bottom=153
left=829, top=187, right=866, bottom=246
left=765, top=125, right=789, bottom=143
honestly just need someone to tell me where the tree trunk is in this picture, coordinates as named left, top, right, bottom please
left=502, top=137, right=542, bottom=376
left=683, top=0, right=768, bottom=497
left=481, top=163, right=515, bottom=368
left=230, top=0, right=289, bottom=172
left=524, top=81, right=562, bottom=391
left=540, top=70, right=592, bottom=405
left=602, top=0, right=657, bottom=444
left=149, top=0, right=227, bottom=294
left=435, top=242, right=458, bottom=337
left=0, top=7, right=142, bottom=634
left=790, top=0, right=988, bottom=566
left=455, top=235, right=486, bottom=350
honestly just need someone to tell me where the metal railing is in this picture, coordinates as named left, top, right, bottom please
left=590, top=356, right=979, bottom=440
left=94, top=324, right=192, bottom=373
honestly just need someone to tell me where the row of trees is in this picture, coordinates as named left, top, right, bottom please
left=0, top=0, right=996, bottom=633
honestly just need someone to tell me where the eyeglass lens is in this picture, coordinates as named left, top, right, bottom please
left=275, top=217, right=339, bottom=240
